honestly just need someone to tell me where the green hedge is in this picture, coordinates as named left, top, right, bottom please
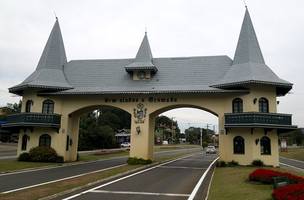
left=127, top=157, right=152, bottom=165
left=18, top=147, right=64, bottom=163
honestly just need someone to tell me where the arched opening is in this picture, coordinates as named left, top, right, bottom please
left=39, top=134, right=51, bottom=147
left=70, top=105, right=131, bottom=152
left=21, top=135, right=28, bottom=150
left=232, top=98, right=243, bottom=113
left=259, top=98, right=269, bottom=113
left=260, top=136, right=271, bottom=155
left=233, top=136, right=245, bottom=154
left=25, top=100, right=33, bottom=113
left=151, top=105, right=218, bottom=154
left=42, top=99, right=54, bottom=114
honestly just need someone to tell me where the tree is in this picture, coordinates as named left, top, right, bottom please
left=78, top=107, right=131, bottom=150
left=155, top=115, right=180, bottom=144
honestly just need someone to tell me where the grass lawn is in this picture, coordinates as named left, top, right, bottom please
left=208, top=166, right=304, bottom=200
left=280, top=147, right=304, bottom=161
left=0, top=160, right=58, bottom=173
left=208, top=167, right=273, bottom=200
left=78, top=150, right=129, bottom=161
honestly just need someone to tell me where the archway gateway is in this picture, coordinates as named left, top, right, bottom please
left=4, top=8, right=297, bottom=167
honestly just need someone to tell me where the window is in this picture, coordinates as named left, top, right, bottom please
left=66, top=135, right=70, bottom=151
left=25, top=100, right=33, bottom=113
left=233, top=136, right=245, bottom=154
left=232, top=98, right=243, bottom=113
left=39, top=134, right=51, bottom=147
left=259, top=98, right=269, bottom=113
left=21, top=135, right=28, bottom=150
left=260, top=136, right=271, bottom=155
left=42, top=99, right=54, bottom=114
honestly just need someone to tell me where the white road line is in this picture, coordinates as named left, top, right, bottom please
left=1, top=164, right=126, bottom=194
left=182, top=159, right=215, bottom=162
left=90, top=190, right=190, bottom=197
left=62, top=153, right=198, bottom=200
left=204, top=168, right=215, bottom=200
left=280, top=156, right=304, bottom=164
left=280, top=162, right=304, bottom=172
left=158, top=166, right=207, bottom=170
left=187, top=157, right=219, bottom=200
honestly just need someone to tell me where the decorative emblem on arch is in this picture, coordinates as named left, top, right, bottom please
left=133, top=103, right=147, bottom=124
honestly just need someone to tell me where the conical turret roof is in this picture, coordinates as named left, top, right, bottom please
left=233, top=8, right=265, bottom=65
left=211, top=8, right=292, bottom=95
left=125, top=32, right=158, bottom=73
left=10, top=19, right=72, bottom=94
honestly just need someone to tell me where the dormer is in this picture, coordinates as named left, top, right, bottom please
left=125, top=32, right=158, bottom=80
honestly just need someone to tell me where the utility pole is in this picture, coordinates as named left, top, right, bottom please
left=171, top=117, right=176, bottom=144
left=200, top=127, right=203, bottom=147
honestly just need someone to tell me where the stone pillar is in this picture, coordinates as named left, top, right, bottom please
left=130, top=114, right=154, bottom=160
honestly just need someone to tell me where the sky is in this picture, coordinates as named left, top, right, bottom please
left=0, top=0, right=303, bottom=131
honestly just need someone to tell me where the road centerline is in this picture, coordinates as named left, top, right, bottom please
left=90, top=190, right=190, bottom=197
left=157, top=166, right=207, bottom=170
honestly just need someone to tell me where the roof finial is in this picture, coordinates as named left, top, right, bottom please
left=53, top=10, right=58, bottom=20
left=145, top=26, right=147, bottom=35
left=243, top=0, right=247, bottom=9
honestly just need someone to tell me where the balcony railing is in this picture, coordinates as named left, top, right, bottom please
left=2, top=112, right=61, bottom=129
left=225, top=112, right=296, bottom=129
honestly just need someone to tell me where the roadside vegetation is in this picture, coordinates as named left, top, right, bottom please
left=280, top=147, right=304, bottom=161
left=208, top=166, right=304, bottom=200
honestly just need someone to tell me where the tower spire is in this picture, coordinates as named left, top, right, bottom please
left=233, top=8, right=265, bottom=65
left=9, top=18, right=72, bottom=94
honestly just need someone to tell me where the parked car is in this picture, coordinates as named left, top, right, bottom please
left=120, top=142, right=130, bottom=148
left=206, top=145, right=216, bottom=154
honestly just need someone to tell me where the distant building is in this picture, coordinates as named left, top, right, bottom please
left=115, top=129, right=130, bottom=144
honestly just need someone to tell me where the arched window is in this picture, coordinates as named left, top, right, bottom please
left=232, top=98, right=243, bottom=113
left=260, top=136, right=271, bottom=155
left=233, top=136, right=245, bottom=154
left=42, top=99, right=54, bottom=114
left=21, top=135, right=28, bottom=150
left=39, top=134, right=51, bottom=147
left=259, top=98, right=269, bottom=113
left=25, top=100, right=33, bottom=113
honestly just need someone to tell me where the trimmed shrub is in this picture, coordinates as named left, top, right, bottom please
left=18, top=152, right=30, bottom=161
left=29, top=146, right=58, bottom=162
left=251, top=159, right=264, bottom=167
left=216, top=160, right=227, bottom=167
left=227, top=160, right=239, bottom=167
left=272, top=183, right=304, bottom=200
left=249, top=169, right=304, bottom=184
left=56, top=156, right=64, bottom=163
left=127, top=157, right=152, bottom=165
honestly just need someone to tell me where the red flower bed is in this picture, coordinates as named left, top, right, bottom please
left=249, top=169, right=304, bottom=184
left=272, top=183, right=304, bottom=200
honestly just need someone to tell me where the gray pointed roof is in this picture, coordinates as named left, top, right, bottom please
left=233, top=8, right=265, bottom=65
left=9, top=19, right=72, bottom=94
left=125, top=32, right=158, bottom=73
left=211, top=8, right=292, bottom=95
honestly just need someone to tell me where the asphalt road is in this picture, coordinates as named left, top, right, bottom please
left=0, top=147, right=201, bottom=194
left=60, top=153, right=218, bottom=200
left=280, top=157, right=304, bottom=170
